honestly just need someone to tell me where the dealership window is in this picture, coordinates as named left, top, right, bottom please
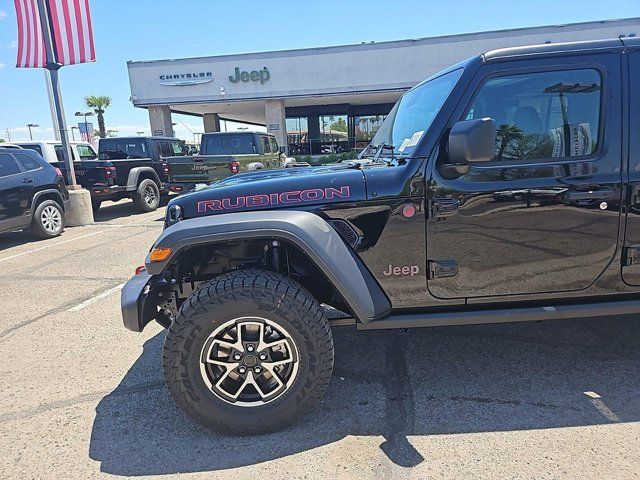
left=286, top=117, right=309, bottom=155
left=319, top=115, right=348, bottom=153
left=465, top=68, right=601, bottom=162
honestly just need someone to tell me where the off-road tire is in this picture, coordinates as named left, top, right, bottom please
left=132, top=178, right=160, bottom=212
left=31, top=199, right=64, bottom=239
left=163, top=269, right=334, bottom=434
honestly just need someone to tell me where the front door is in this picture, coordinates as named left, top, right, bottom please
left=622, top=50, right=640, bottom=285
left=0, top=152, right=32, bottom=231
left=427, top=54, right=623, bottom=300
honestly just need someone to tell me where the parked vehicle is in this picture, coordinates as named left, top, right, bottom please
left=122, top=38, right=640, bottom=434
left=0, top=143, right=24, bottom=150
left=0, top=149, right=68, bottom=238
left=98, top=136, right=188, bottom=212
left=17, top=140, right=118, bottom=211
left=164, top=131, right=286, bottom=193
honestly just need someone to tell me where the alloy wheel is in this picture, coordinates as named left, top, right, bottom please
left=41, top=205, right=62, bottom=233
left=199, top=317, right=299, bottom=406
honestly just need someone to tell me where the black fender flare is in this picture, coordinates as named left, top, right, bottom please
left=126, top=166, right=161, bottom=191
left=29, top=189, right=65, bottom=218
left=145, top=210, right=391, bottom=323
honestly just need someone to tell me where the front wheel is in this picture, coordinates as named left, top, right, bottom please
left=31, top=199, right=65, bottom=239
left=163, top=269, right=334, bottom=434
left=132, top=179, right=160, bottom=212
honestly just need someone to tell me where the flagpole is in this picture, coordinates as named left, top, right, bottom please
left=44, top=70, right=60, bottom=141
left=35, top=0, right=77, bottom=188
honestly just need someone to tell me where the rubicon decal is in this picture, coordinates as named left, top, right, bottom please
left=197, top=186, right=351, bottom=213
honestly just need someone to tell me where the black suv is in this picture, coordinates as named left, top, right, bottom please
left=0, top=149, right=69, bottom=238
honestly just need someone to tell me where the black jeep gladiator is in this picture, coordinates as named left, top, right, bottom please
left=122, top=38, right=640, bottom=434
left=97, top=136, right=189, bottom=212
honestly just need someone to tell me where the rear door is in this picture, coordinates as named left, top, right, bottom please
left=622, top=50, right=640, bottom=285
left=0, top=152, right=32, bottom=230
left=427, top=53, right=623, bottom=300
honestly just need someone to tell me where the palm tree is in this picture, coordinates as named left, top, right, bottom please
left=84, top=95, right=112, bottom=138
left=495, top=124, right=524, bottom=161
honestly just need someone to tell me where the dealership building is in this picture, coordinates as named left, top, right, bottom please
left=127, top=18, right=640, bottom=154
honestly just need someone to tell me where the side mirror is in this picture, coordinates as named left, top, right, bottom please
left=279, top=146, right=286, bottom=154
left=448, top=118, right=496, bottom=164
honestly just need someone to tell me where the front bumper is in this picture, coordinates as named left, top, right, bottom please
left=121, top=271, right=155, bottom=332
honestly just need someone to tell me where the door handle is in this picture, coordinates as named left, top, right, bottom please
left=22, top=178, right=34, bottom=184
left=564, top=188, right=616, bottom=202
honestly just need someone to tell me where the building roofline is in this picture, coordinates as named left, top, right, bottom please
left=127, top=17, right=640, bottom=66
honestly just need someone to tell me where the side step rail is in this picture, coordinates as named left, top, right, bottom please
left=357, top=298, right=640, bottom=331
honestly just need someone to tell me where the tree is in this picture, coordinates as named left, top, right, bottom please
left=0, top=139, right=4, bottom=143
left=84, top=95, right=112, bottom=138
left=495, top=124, right=524, bottom=161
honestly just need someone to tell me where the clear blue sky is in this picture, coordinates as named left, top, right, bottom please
left=0, top=0, right=639, bottom=141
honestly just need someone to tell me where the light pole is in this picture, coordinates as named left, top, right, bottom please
left=75, top=111, right=93, bottom=142
left=70, top=126, right=78, bottom=141
left=27, top=123, right=39, bottom=140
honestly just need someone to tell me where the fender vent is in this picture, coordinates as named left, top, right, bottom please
left=329, top=219, right=360, bottom=248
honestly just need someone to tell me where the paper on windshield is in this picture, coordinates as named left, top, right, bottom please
left=398, top=138, right=411, bottom=153
left=406, top=131, right=424, bottom=148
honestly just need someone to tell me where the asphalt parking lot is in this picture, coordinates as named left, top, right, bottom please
left=1, top=199, right=639, bottom=479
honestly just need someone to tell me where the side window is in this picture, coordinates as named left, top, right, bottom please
left=54, top=145, right=76, bottom=161
left=76, top=144, right=97, bottom=160
left=19, top=144, right=43, bottom=156
left=171, top=141, right=185, bottom=155
left=269, top=137, right=279, bottom=153
left=465, top=68, right=601, bottom=162
left=158, top=142, right=173, bottom=157
left=0, top=153, right=21, bottom=177
left=14, top=153, right=42, bottom=171
left=261, top=136, right=271, bottom=154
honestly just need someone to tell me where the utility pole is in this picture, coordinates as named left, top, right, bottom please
left=35, top=0, right=77, bottom=188
left=5, top=129, right=11, bottom=141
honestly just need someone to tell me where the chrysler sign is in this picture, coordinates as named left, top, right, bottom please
left=159, top=72, right=213, bottom=86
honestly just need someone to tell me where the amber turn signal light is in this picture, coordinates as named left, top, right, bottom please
left=149, top=247, right=172, bottom=262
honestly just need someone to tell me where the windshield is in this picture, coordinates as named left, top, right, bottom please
left=99, top=139, right=148, bottom=159
left=369, top=68, right=463, bottom=157
left=201, top=134, right=255, bottom=155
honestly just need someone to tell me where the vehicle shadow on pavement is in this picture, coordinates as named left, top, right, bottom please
left=89, top=316, right=640, bottom=476
left=93, top=196, right=170, bottom=223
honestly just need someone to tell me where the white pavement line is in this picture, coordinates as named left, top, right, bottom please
left=67, top=282, right=126, bottom=312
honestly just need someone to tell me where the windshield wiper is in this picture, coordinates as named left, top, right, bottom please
left=373, top=143, right=395, bottom=164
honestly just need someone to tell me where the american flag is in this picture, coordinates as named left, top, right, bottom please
left=14, top=0, right=95, bottom=68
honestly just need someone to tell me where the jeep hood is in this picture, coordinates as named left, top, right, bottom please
left=169, top=164, right=367, bottom=219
